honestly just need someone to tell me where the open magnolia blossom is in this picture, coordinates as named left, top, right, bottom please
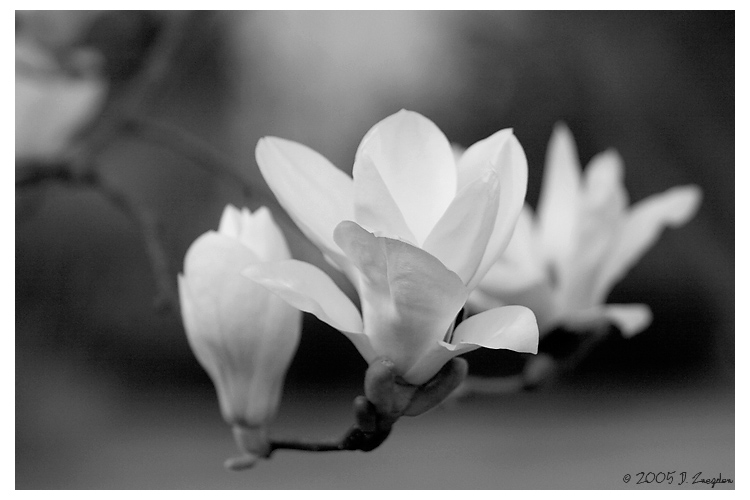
left=178, top=205, right=301, bottom=463
left=470, top=124, right=702, bottom=337
left=244, top=110, right=538, bottom=386
left=15, top=38, right=107, bottom=161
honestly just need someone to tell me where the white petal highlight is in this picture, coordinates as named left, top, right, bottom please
left=594, top=184, right=702, bottom=300
left=470, top=134, right=530, bottom=289
left=422, top=169, right=500, bottom=285
left=452, top=305, right=539, bottom=354
left=557, top=150, right=628, bottom=309
left=355, top=110, right=456, bottom=244
left=401, top=305, right=539, bottom=385
left=478, top=205, right=545, bottom=294
left=334, top=221, right=468, bottom=378
left=242, top=259, right=364, bottom=335
left=352, top=154, right=416, bottom=244
left=603, top=304, right=653, bottom=337
left=456, top=128, right=514, bottom=190
left=561, top=304, right=653, bottom=338
left=255, top=137, right=353, bottom=266
left=179, top=228, right=301, bottom=427
left=536, top=123, right=581, bottom=269
left=220, top=205, right=291, bottom=262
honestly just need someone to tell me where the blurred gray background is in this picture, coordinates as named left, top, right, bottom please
left=16, top=11, right=733, bottom=489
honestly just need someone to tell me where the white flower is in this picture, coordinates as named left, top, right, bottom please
left=471, top=124, right=702, bottom=337
left=244, top=110, right=538, bottom=386
left=15, top=38, right=107, bottom=161
left=178, top=205, right=301, bottom=459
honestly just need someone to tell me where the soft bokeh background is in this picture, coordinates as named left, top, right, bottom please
left=16, top=11, right=734, bottom=489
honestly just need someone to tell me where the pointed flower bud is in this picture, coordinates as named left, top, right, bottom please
left=178, top=205, right=301, bottom=464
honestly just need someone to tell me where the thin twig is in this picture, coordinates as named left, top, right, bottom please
left=94, top=173, right=178, bottom=312
left=16, top=161, right=179, bottom=313
left=123, top=117, right=252, bottom=197
left=69, top=12, right=196, bottom=164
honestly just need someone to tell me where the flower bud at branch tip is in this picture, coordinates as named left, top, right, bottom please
left=178, top=204, right=301, bottom=469
left=353, top=396, right=378, bottom=433
left=404, top=357, right=469, bottom=416
left=364, top=357, right=417, bottom=420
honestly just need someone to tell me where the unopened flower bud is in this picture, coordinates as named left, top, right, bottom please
left=178, top=205, right=301, bottom=465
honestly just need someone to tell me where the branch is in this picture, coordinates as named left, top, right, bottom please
left=225, top=358, right=468, bottom=470
left=95, top=174, right=178, bottom=312
left=122, top=117, right=252, bottom=197
left=226, top=395, right=392, bottom=471
left=16, top=161, right=178, bottom=313
left=68, top=12, right=198, bottom=164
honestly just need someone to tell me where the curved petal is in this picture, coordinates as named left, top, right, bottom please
left=179, top=233, right=302, bottom=426
left=474, top=273, right=556, bottom=334
left=593, top=184, right=702, bottom=301
left=557, top=150, right=628, bottom=309
left=334, top=221, right=467, bottom=379
left=456, top=128, right=514, bottom=190
left=352, top=153, right=416, bottom=244
left=469, top=133, right=530, bottom=289
left=242, top=260, right=375, bottom=361
left=255, top=137, right=353, bottom=267
left=561, top=304, right=652, bottom=338
left=603, top=304, right=653, bottom=337
left=401, top=305, right=539, bottom=384
left=583, top=150, right=629, bottom=211
left=422, top=169, right=500, bottom=285
left=219, top=205, right=291, bottom=262
left=354, top=110, right=456, bottom=244
left=452, top=305, right=539, bottom=353
left=15, top=56, right=107, bottom=161
left=477, top=205, right=546, bottom=294
left=536, top=123, right=581, bottom=268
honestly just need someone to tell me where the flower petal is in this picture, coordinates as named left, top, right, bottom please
left=219, top=205, right=291, bottom=262
left=557, top=150, right=628, bottom=310
left=456, top=128, right=514, bottom=190
left=401, top=305, right=539, bottom=384
left=561, top=304, right=652, bottom=338
left=469, top=133, right=530, bottom=289
left=15, top=44, right=107, bottom=161
left=422, top=169, right=500, bottom=285
left=582, top=150, right=629, bottom=211
left=242, top=259, right=375, bottom=360
left=355, top=110, right=456, bottom=244
left=536, top=123, right=581, bottom=269
left=473, top=277, right=557, bottom=334
left=255, top=137, right=353, bottom=268
left=352, top=153, right=416, bottom=244
left=179, top=232, right=302, bottom=425
left=452, top=305, right=539, bottom=353
left=593, top=185, right=702, bottom=301
left=477, top=204, right=545, bottom=294
left=334, top=221, right=467, bottom=379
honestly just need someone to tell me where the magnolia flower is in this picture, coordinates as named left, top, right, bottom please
left=15, top=38, right=107, bottom=161
left=245, top=110, right=538, bottom=386
left=470, top=124, right=702, bottom=337
left=178, top=205, right=301, bottom=465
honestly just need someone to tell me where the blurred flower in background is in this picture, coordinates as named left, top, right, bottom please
left=179, top=205, right=301, bottom=468
left=470, top=124, right=702, bottom=337
left=15, top=12, right=107, bottom=161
